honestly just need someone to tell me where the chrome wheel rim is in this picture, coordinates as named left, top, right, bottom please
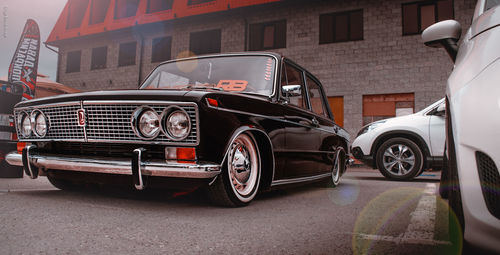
left=382, top=144, right=415, bottom=176
left=227, top=134, right=259, bottom=200
left=331, top=150, right=341, bottom=185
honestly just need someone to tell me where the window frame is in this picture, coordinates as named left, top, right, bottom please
left=66, top=50, right=82, bottom=73
left=189, top=29, right=221, bottom=56
left=118, top=41, right=137, bottom=67
left=319, top=9, right=364, bottom=44
left=248, top=20, right=287, bottom=51
left=151, top=36, right=172, bottom=63
left=90, top=46, right=108, bottom=70
left=402, top=0, right=454, bottom=36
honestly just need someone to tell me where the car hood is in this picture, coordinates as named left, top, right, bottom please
left=14, top=89, right=268, bottom=108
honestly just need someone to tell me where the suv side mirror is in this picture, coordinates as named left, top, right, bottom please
left=422, top=20, right=461, bottom=62
left=282, top=85, right=302, bottom=97
left=434, top=104, right=446, bottom=116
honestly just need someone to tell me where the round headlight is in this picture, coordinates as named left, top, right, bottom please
left=32, top=110, right=48, bottom=137
left=20, top=112, right=32, bottom=138
left=132, top=107, right=160, bottom=139
left=164, top=109, right=191, bottom=141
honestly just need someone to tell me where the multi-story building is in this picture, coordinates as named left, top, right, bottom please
left=45, top=0, right=476, bottom=136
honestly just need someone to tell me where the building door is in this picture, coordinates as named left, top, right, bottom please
left=328, top=96, right=344, bottom=127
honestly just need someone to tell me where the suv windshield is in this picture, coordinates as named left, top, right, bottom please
left=140, top=55, right=276, bottom=96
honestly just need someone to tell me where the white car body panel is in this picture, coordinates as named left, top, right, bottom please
left=352, top=99, right=445, bottom=160
left=440, top=0, right=500, bottom=251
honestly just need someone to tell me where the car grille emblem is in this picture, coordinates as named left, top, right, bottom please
left=77, top=109, right=86, bottom=127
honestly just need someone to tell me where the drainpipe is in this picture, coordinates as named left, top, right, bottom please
left=44, top=42, right=60, bottom=82
left=136, top=26, right=145, bottom=87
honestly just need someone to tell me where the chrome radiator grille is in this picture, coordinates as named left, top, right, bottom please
left=15, top=101, right=199, bottom=145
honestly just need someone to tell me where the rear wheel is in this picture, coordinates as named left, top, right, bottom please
left=207, top=132, right=261, bottom=207
left=376, top=137, right=423, bottom=180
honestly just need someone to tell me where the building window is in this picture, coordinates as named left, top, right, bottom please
left=188, top=0, right=214, bottom=5
left=189, top=29, right=221, bottom=55
left=402, top=0, right=454, bottom=35
left=118, top=42, right=137, bottom=66
left=319, top=9, right=363, bottom=44
left=362, top=93, right=415, bottom=125
left=249, top=20, right=286, bottom=51
left=151, top=36, right=172, bottom=63
left=91, top=46, right=107, bottom=70
left=115, top=0, right=139, bottom=19
left=66, top=50, right=81, bottom=73
left=89, top=0, right=110, bottom=25
left=67, top=0, right=89, bottom=29
left=147, top=0, right=173, bottom=13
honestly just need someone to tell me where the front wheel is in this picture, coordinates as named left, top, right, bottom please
left=376, top=137, right=424, bottom=180
left=327, top=147, right=346, bottom=187
left=207, top=132, right=261, bottom=207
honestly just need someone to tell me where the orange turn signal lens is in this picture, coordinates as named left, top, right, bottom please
left=207, top=98, right=218, bottom=107
left=17, top=142, right=26, bottom=154
left=165, top=147, right=196, bottom=161
left=176, top=148, right=196, bottom=161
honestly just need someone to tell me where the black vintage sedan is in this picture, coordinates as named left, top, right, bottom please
left=6, top=52, right=350, bottom=207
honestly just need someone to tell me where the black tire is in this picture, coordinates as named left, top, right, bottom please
left=439, top=144, right=449, bottom=199
left=376, top=137, right=424, bottom=181
left=446, top=103, right=465, bottom=235
left=47, top=174, right=83, bottom=191
left=326, top=147, right=345, bottom=188
left=206, top=132, right=261, bottom=207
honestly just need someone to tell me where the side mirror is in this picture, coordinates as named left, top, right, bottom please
left=434, top=103, right=446, bottom=116
left=422, top=20, right=461, bottom=62
left=282, top=85, right=302, bottom=97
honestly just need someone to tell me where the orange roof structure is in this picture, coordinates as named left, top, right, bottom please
left=46, top=0, right=281, bottom=45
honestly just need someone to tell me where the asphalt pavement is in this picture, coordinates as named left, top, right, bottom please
left=0, top=166, right=463, bottom=254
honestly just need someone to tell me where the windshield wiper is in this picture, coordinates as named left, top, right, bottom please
left=184, top=85, right=223, bottom=91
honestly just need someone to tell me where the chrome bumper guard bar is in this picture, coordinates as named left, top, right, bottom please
left=6, top=149, right=221, bottom=189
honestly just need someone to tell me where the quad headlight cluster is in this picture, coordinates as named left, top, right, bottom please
left=131, top=106, right=191, bottom=141
left=17, top=110, right=49, bottom=138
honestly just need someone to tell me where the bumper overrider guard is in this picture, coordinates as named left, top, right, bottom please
left=6, top=146, right=221, bottom=190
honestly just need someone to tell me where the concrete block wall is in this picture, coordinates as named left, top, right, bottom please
left=57, top=0, right=476, bottom=137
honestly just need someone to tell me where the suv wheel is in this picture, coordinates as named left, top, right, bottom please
left=376, top=137, right=423, bottom=180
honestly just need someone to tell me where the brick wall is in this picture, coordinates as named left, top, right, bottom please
left=56, top=0, right=476, bottom=137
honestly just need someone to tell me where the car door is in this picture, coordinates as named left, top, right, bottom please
left=303, top=74, right=339, bottom=175
left=280, top=61, right=323, bottom=178
left=428, top=101, right=446, bottom=156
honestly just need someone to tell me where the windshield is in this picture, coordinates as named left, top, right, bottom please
left=140, top=55, right=276, bottom=96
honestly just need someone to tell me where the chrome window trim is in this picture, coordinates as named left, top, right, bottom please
left=140, top=53, right=280, bottom=98
left=271, top=173, right=331, bottom=186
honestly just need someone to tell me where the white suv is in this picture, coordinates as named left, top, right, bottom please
left=351, top=98, right=445, bottom=181
left=422, top=0, right=500, bottom=252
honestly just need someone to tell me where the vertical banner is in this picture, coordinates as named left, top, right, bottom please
left=8, top=19, right=40, bottom=100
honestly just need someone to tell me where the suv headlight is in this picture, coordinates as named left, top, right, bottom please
left=31, top=110, right=48, bottom=137
left=132, top=107, right=160, bottom=139
left=162, top=107, right=191, bottom=141
left=356, top=120, right=387, bottom=137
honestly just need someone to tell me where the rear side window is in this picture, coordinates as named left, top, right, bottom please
left=306, top=76, right=329, bottom=118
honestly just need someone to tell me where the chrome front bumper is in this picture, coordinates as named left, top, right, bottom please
left=6, top=151, right=221, bottom=179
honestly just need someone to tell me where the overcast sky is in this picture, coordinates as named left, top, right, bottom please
left=0, top=0, right=67, bottom=81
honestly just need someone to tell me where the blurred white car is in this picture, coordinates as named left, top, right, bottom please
left=351, top=99, right=445, bottom=181
left=422, top=0, right=500, bottom=252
